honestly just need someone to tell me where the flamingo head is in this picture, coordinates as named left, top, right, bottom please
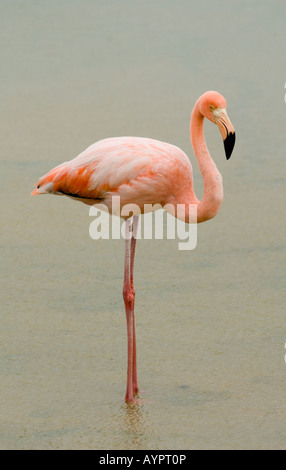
left=198, top=91, right=236, bottom=160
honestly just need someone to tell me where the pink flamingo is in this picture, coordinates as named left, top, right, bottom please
left=32, top=91, right=235, bottom=403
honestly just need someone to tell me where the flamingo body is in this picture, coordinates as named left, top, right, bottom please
left=32, top=136, right=198, bottom=214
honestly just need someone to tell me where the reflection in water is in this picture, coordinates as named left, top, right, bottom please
left=117, top=401, right=154, bottom=450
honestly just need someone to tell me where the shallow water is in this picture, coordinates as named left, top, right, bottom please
left=0, top=0, right=285, bottom=450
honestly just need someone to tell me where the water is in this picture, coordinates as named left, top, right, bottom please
left=0, top=0, right=285, bottom=450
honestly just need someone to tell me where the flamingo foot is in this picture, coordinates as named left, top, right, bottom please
left=125, top=394, right=142, bottom=406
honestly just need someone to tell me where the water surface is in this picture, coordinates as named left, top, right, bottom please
left=0, top=0, right=285, bottom=450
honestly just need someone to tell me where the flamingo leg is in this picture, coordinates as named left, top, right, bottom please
left=130, top=216, right=139, bottom=395
left=123, top=218, right=136, bottom=403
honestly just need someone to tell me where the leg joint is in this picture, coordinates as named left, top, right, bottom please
left=123, top=287, right=135, bottom=306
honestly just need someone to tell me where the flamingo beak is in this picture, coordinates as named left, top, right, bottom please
left=214, top=108, right=236, bottom=160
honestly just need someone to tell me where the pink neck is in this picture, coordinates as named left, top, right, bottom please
left=190, top=103, right=223, bottom=223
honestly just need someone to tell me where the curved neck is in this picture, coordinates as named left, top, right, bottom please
left=190, top=103, right=223, bottom=223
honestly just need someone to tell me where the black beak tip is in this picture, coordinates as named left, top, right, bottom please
left=224, top=132, right=236, bottom=160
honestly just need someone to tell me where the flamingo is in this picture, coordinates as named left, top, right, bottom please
left=32, top=91, right=235, bottom=403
